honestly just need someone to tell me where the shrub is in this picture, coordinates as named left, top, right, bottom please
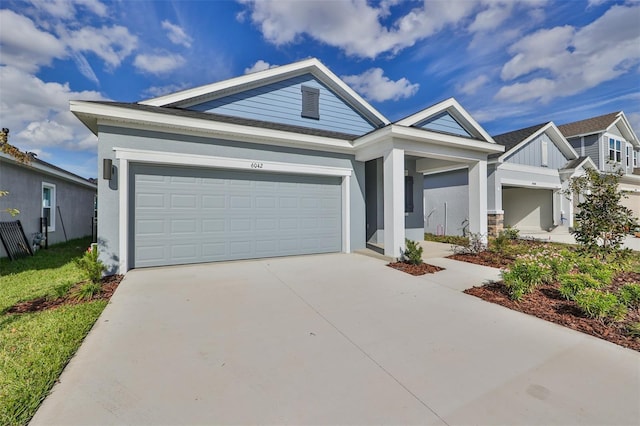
left=501, top=252, right=555, bottom=300
left=618, top=283, right=640, bottom=309
left=626, top=322, right=640, bottom=338
left=402, top=239, right=423, bottom=265
left=74, top=244, right=105, bottom=284
left=502, top=277, right=531, bottom=302
left=490, top=232, right=510, bottom=255
left=71, top=282, right=102, bottom=301
left=574, top=289, right=627, bottom=322
left=501, top=226, right=520, bottom=240
left=454, top=232, right=486, bottom=255
left=574, top=257, right=614, bottom=286
left=558, top=273, right=602, bottom=300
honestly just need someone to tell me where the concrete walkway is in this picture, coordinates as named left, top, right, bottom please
left=520, top=231, right=640, bottom=251
left=31, top=253, right=639, bottom=425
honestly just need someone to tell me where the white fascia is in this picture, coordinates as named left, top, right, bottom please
left=497, top=161, right=561, bottom=177
left=395, top=97, right=495, bottom=143
left=71, top=101, right=355, bottom=154
left=0, top=152, right=97, bottom=189
left=113, top=147, right=353, bottom=273
left=607, top=113, right=640, bottom=147
left=500, top=177, right=561, bottom=190
left=138, top=58, right=389, bottom=127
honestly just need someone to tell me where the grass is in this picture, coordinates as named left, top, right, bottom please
left=424, top=232, right=469, bottom=246
left=0, top=237, right=109, bottom=426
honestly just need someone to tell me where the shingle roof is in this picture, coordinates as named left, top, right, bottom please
left=562, top=156, right=591, bottom=171
left=557, top=111, right=620, bottom=138
left=87, top=101, right=362, bottom=141
left=489, top=122, right=548, bottom=159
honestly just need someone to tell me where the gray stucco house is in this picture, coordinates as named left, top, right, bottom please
left=424, top=121, right=596, bottom=236
left=558, top=111, right=640, bottom=218
left=71, top=58, right=503, bottom=273
left=0, top=151, right=97, bottom=257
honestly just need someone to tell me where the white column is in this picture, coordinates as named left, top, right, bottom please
left=468, top=159, right=488, bottom=244
left=383, top=148, right=405, bottom=258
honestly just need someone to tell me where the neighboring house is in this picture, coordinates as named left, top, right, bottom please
left=558, top=111, right=640, bottom=218
left=71, top=58, right=503, bottom=274
left=0, top=151, right=97, bottom=257
left=424, top=121, right=595, bottom=236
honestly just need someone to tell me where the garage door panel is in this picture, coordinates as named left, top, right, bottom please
left=132, top=164, right=342, bottom=267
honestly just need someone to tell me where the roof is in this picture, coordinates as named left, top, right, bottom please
left=491, top=122, right=548, bottom=159
left=562, top=156, right=592, bottom=170
left=557, top=111, right=620, bottom=138
left=0, top=151, right=97, bottom=189
left=79, top=101, right=361, bottom=141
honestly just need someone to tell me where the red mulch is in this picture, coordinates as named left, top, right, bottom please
left=449, top=252, right=514, bottom=269
left=6, top=274, right=123, bottom=314
left=387, top=261, right=444, bottom=276
left=464, top=273, right=640, bottom=352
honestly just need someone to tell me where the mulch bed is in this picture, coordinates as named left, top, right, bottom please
left=6, top=274, right=123, bottom=314
left=387, top=262, right=444, bottom=276
left=449, top=252, right=514, bottom=269
left=463, top=268, right=640, bottom=352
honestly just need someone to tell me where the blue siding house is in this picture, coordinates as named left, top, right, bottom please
left=71, top=58, right=503, bottom=273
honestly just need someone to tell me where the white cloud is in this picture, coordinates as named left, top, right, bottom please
left=27, top=0, right=108, bottom=19
left=61, top=25, right=138, bottom=69
left=468, top=3, right=513, bottom=33
left=628, top=112, right=640, bottom=135
left=161, top=20, right=193, bottom=48
left=141, top=83, right=191, bottom=98
left=244, top=59, right=277, bottom=74
left=0, top=66, right=106, bottom=152
left=342, top=68, right=419, bottom=102
left=457, top=75, right=489, bottom=95
left=71, top=52, right=100, bottom=85
left=133, top=53, right=185, bottom=75
left=496, top=4, right=640, bottom=103
left=0, top=9, right=67, bottom=72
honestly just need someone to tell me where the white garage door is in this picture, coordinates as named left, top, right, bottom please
left=503, top=187, right=553, bottom=232
left=132, top=164, right=342, bottom=268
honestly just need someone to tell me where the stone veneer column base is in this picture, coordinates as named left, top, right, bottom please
left=488, top=213, right=504, bottom=237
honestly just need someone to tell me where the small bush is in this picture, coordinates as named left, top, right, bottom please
left=454, top=233, right=486, bottom=255
left=424, top=233, right=469, bottom=246
left=71, top=282, right=102, bottom=301
left=626, top=322, right=640, bottom=338
left=574, top=289, right=627, bottom=322
left=618, top=283, right=640, bottom=309
left=501, top=226, right=520, bottom=240
left=74, top=244, right=105, bottom=284
left=502, top=277, right=532, bottom=301
left=574, top=257, right=614, bottom=286
left=558, top=273, right=602, bottom=300
left=47, top=282, right=74, bottom=300
left=490, top=232, right=510, bottom=255
left=402, top=239, right=423, bottom=265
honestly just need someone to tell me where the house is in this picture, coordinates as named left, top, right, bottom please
left=70, top=58, right=503, bottom=274
left=0, top=151, right=97, bottom=257
left=424, top=121, right=595, bottom=236
left=558, top=111, right=640, bottom=218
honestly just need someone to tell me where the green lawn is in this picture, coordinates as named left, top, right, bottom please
left=0, top=237, right=109, bottom=426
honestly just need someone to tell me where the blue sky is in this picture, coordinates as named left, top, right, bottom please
left=1, top=0, right=639, bottom=179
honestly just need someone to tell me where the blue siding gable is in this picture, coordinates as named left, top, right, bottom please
left=187, top=74, right=376, bottom=136
left=416, top=112, right=471, bottom=137
left=505, top=133, right=569, bottom=169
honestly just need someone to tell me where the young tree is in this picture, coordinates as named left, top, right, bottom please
left=1, top=128, right=31, bottom=216
left=568, top=168, right=638, bottom=258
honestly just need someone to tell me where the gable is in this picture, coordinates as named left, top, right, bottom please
left=185, top=74, right=376, bottom=136
left=608, top=123, right=624, bottom=139
left=415, top=112, right=471, bottom=137
left=505, top=132, right=569, bottom=169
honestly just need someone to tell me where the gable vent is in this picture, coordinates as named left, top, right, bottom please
left=301, top=86, right=320, bottom=120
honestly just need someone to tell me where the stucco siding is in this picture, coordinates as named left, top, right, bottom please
left=188, top=74, right=375, bottom=136
left=98, top=125, right=366, bottom=274
left=0, top=161, right=96, bottom=257
left=505, top=133, right=568, bottom=169
left=423, top=169, right=469, bottom=236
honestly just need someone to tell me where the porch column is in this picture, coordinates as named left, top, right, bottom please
left=468, top=159, right=488, bottom=244
left=383, top=148, right=405, bottom=258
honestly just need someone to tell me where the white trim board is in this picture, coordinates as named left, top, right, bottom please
left=500, top=178, right=561, bottom=190
left=114, top=147, right=353, bottom=273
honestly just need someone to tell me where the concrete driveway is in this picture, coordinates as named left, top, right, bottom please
left=31, top=253, right=639, bottom=425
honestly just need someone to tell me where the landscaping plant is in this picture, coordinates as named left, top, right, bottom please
left=618, top=283, right=640, bottom=309
left=74, top=244, right=105, bottom=284
left=402, top=239, right=424, bottom=265
left=558, top=273, right=603, bottom=301
left=574, top=288, right=627, bottom=322
left=567, top=168, right=638, bottom=258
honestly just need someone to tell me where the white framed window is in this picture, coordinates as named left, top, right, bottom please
left=627, top=145, right=631, bottom=167
left=42, top=182, right=56, bottom=231
left=634, top=150, right=638, bottom=168
left=609, top=138, right=621, bottom=163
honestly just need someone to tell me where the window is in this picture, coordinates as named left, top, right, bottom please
left=301, top=85, right=320, bottom=119
left=609, top=138, right=621, bottom=163
left=541, top=140, right=548, bottom=167
left=404, top=175, right=414, bottom=213
left=42, top=182, right=56, bottom=231
left=627, top=145, right=631, bottom=167
left=634, top=150, right=638, bottom=168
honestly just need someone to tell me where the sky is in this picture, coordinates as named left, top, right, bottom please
left=1, top=0, right=639, bottom=179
